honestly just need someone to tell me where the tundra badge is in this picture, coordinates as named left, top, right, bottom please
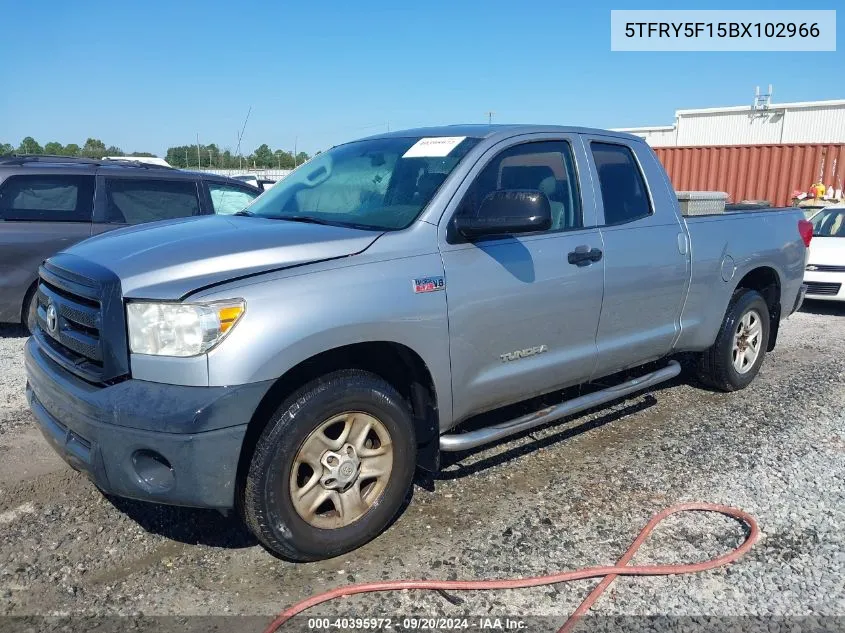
left=500, top=345, right=548, bottom=362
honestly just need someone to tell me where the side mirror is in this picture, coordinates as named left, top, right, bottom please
left=455, top=189, right=552, bottom=239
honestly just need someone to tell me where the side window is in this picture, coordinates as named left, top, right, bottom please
left=590, top=142, right=652, bottom=226
left=456, top=141, right=582, bottom=233
left=104, top=178, right=201, bottom=225
left=0, top=175, right=94, bottom=222
left=208, top=183, right=259, bottom=215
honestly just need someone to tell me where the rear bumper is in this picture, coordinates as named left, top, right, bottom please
left=25, top=337, right=273, bottom=509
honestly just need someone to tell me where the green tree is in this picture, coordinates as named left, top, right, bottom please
left=129, top=151, right=155, bottom=157
left=105, top=145, right=124, bottom=156
left=0, top=142, right=13, bottom=155
left=18, top=137, right=43, bottom=154
left=252, top=144, right=274, bottom=168
left=81, top=138, right=107, bottom=159
left=165, top=145, right=187, bottom=168
left=63, top=143, right=80, bottom=156
left=44, top=141, right=64, bottom=155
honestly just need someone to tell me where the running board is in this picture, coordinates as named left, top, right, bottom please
left=439, top=360, right=682, bottom=452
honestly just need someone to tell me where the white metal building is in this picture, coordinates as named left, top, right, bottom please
left=615, top=99, right=845, bottom=147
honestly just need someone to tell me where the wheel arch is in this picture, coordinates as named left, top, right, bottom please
left=732, top=265, right=782, bottom=351
left=235, top=341, right=441, bottom=506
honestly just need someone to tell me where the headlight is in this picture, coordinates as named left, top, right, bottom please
left=126, top=300, right=245, bottom=357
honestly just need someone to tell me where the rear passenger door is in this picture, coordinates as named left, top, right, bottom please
left=0, top=173, right=94, bottom=321
left=441, top=136, right=605, bottom=423
left=92, top=175, right=203, bottom=232
left=584, top=137, right=689, bottom=377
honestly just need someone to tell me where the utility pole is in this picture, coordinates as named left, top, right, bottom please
left=208, top=149, right=213, bottom=167
left=486, top=111, right=495, bottom=124
left=293, top=136, right=298, bottom=167
left=197, top=134, right=201, bottom=169
left=185, top=148, right=188, bottom=168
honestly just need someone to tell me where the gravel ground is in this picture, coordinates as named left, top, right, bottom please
left=0, top=302, right=843, bottom=632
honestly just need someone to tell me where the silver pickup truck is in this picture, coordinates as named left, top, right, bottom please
left=24, top=125, right=811, bottom=561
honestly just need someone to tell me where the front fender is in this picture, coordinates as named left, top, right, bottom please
left=203, top=252, right=453, bottom=428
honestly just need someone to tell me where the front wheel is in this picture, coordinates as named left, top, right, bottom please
left=22, top=285, right=38, bottom=334
left=241, top=370, right=417, bottom=561
left=699, top=289, right=770, bottom=392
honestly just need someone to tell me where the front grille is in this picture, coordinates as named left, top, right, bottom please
left=35, top=257, right=129, bottom=384
left=806, top=264, right=845, bottom=273
left=805, top=281, right=842, bottom=296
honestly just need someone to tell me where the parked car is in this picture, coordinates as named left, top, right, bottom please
left=24, top=125, right=810, bottom=561
left=232, top=174, right=277, bottom=191
left=0, top=155, right=261, bottom=331
left=804, top=203, right=845, bottom=301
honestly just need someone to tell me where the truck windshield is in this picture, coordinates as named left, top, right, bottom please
left=242, top=136, right=480, bottom=230
left=810, top=208, right=845, bottom=237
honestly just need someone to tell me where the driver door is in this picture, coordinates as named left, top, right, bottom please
left=440, top=137, right=605, bottom=423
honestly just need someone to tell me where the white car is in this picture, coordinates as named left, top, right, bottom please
left=804, top=204, right=845, bottom=301
left=232, top=174, right=276, bottom=192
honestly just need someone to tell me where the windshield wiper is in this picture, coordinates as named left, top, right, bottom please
left=241, top=213, right=378, bottom=231
left=275, top=215, right=333, bottom=226
left=233, top=210, right=253, bottom=216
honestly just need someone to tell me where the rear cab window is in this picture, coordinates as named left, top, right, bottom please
left=102, top=177, right=201, bottom=224
left=590, top=142, right=652, bottom=226
left=0, top=174, right=95, bottom=222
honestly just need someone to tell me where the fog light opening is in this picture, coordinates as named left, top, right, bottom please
left=132, top=450, right=175, bottom=493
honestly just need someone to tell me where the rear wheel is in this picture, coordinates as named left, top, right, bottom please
left=241, top=370, right=416, bottom=561
left=699, top=289, right=770, bottom=391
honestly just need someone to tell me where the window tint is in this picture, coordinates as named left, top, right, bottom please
left=456, top=141, right=582, bottom=232
left=209, top=183, right=259, bottom=215
left=590, top=142, right=652, bottom=225
left=0, top=175, right=94, bottom=222
left=104, top=178, right=200, bottom=224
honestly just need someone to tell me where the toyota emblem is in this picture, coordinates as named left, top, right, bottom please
left=46, top=303, right=58, bottom=334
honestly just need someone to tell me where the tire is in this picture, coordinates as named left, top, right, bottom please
left=242, top=369, right=417, bottom=561
left=22, top=285, right=38, bottom=334
left=699, top=289, right=770, bottom=392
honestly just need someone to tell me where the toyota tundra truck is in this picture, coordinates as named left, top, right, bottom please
left=24, top=125, right=811, bottom=561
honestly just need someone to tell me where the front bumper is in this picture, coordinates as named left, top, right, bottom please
left=803, top=270, right=845, bottom=302
left=25, top=337, right=273, bottom=509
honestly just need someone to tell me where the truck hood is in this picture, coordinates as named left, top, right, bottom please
left=63, top=215, right=382, bottom=299
left=808, top=237, right=845, bottom=266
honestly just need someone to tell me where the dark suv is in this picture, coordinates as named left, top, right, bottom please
left=0, top=155, right=261, bottom=331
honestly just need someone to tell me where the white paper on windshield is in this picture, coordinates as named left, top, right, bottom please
left=402, top=136, right=466, bottom=158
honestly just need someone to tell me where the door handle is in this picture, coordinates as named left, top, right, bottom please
left=567, top=245, right=603, bottom=266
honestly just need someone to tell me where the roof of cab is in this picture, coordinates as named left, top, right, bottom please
left=359, top=124, right=643, bottom=143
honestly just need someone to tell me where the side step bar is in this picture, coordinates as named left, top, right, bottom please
left=439, top=360, right=682, bottom=452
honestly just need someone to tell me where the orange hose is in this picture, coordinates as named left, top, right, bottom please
left=262, top=502, right=760, bottom=633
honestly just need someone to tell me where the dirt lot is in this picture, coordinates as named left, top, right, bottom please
left=1, top=302, right=843, bottom=632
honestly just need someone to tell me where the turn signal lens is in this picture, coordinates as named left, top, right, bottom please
left=218, top=305, right=245, bottom=333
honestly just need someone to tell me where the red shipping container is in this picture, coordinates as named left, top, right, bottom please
left=653, top=143, right=845, bottom=207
